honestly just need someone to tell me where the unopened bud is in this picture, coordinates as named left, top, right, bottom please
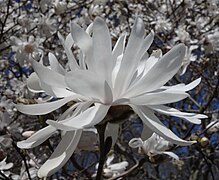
left=199, top=137, right=209, bottom=147
left=22, top=131, right=35, bottom=138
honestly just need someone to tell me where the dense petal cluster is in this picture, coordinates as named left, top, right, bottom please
left=16, top=17, right=207, bottom=177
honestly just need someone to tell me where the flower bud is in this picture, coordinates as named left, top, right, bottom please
left=22, top=131, right=35, bottom=138
left=199, top=137, right=209, bottom=147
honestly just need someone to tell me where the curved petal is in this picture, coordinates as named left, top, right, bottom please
left=131, top=105, right=195, bottom=146
left=149, top=105, right=207, bottom=124
left=163, top=151, right=179, bottom=160
left=130, top=91, right=189, bottom=105
left=127, top=44, right=186, bottom=97
left=17, top=126, right=56, bottom=149
left=38, top=130, right=82, bottom=178
left=129, top=138, right=143, bottom=148
left=163, top=78, right=201, bottom=92
left=47, top=103, right=110, bottom=130
left=27, top=72, right=44, bottom=93
left=65, top=70, right=113, bottom=104
left=15, top=96, right=76, bottom=115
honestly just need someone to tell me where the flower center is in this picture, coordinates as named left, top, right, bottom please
left=24, top=44, right=34, bottom=54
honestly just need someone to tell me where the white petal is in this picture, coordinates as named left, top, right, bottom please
left=71, top=22, right=92, bottom=59
left=47, top=103, right=110, bottom=130
left=58, top=32, right=79, bottom=70
left=31, top=60, right=66, bottom=89
left=163, top=151, right=179, bottom=160
left=114, top=17, right=146, bottom=97
left=38, top=130, right=82, bottom=178
left=130, top=91, right=189, bottom=105
left=15, top=96, right=75, bottom=115
left=105, top=123, right=119, bottom=147
left=92, top=17, right=114, bottom=84
left=112, top=34, right=126, bottom=60
left=131, top=105, right=195, bottom=146
left=142, top=49, right=162, bottom=76
left=27, top=72, right=44, bottom=93
left=129, top=138, right=143, bottom=148
left=141, top=123, right=153, bottom=141
left=17, top=126, right=56, bottom=149
left=48, top=53, right=65, bottom=75
left=65, top=70, right=113, bottom=104
left=149, top=105, right=206, bottom=124
left=138, top=31, right=154, bottom=60
left=127, top=44, right=186, bottom=96
left=163, top=78, right=201, bottom=92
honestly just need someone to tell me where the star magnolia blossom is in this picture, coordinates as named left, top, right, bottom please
left=16, top=17, right=207, bottom=177
left=129, top=133, right=179, bottom=160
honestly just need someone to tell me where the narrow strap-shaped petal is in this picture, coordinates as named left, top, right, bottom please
left=138, top=31, right=154, bottom=61
left=71, top=22, right=92, bottom=55
left=31, top=60, right=67, bottom=89
left=65, top=70, right=113, bottom=104
left=58, top=32, right=79, bottom=70
left=163, top=78, right=201, bottom=92
left=127, top=44, right=186, bottom=97
left=114, top=17, right=146, bottom=98
left=71, top=22, right=93, bottom=70
left=38, top=130, right=82, bottom=178
left=112, top=34, right=126, bottom=62
left=131, top=105, right=195, bottom=146
left=163, top=151, right=179, bottom=160
left=48, top=53, right=65, bottom=75
left=17, top=126, right=56, bottom=149
left=130, top=90, right=189, bottom=105
left=15, top=96, right=76, bottom=115
left=27, top=72, right=44, bottom=93
left=105, top=122, right=120, bottom=147
left=149, top=105, right=207, bottom=124
left=92, top=17, right=114, bottom=84
left=47, top=103, right=110, bottom=130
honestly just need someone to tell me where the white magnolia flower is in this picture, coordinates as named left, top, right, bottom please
left=16, top=17, right=207, bottom=177
left=93, top=154, right=128, bottom=178
left=180, top=46, right=197, bottom=75
left=129, top=133, right=179, bottom=160
left=10, top=35, right=43, bottom=66
left=0, top=157, right=13, bottom=178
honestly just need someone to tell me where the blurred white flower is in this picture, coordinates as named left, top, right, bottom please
left=36, top=14, right=57, bottom=37
left=151, top=16, right=172, bottom=32
left=11, top=165, right=38, bottom=180
left=206, top=31, right=219, bottom=51
left=0, top=157, right=13, bottom=178
left=93, top=154, right=128, bottom=178
left=16, top=17, right=206, bottom=177
left=10, top=35, right=43, bottom=66
left=175, top=25, right=190, bottom=43
left=129, top=133, right=179, bottom=160
left=53, top=0, right=67, bottom=15
left=180, top=46, right=197, bottom=75
left=0, top=135, right=12, bottom=148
